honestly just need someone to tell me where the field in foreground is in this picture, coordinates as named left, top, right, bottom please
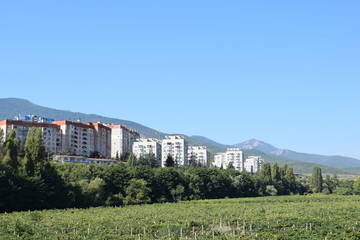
left=1, top=195, right=360, bottom=239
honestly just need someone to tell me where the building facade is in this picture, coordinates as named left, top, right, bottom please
left=213, top=148, right=244, bottom=171
left=0, top=119, right=62, bottom=154
left=161, top=135, right=188, bottom=167
left=87, top=122, right=111, bottom=158
left=244, top=156, right=264, bottom=173
left=188, top=146, right=210, bottom=167
left=52, top=120, right=96, bottom=156
left=106, top=124, right=140, bottom=158
left=133, top=138, right=162, bottom=165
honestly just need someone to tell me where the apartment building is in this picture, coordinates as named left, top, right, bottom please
left=244, top=156, right=264, bottom=173
left=53, top=120, right=95, bottom=156
left=213, top=148, right=244, bottom=171
left=87, top=122, right=111, bottom=158
left=0, top=119, right=62, bottom=153
left=133, top=138, right=162, bottom=165
left=161, top=135, right=188, bottom=167
left=188, top=146, right=210, bottom=167
left=106, top=124, right=140, bottom=158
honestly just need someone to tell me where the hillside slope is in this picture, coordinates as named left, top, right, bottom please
left=234, top=139, right=360, bottom=168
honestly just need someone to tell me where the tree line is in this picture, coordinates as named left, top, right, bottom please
left=1, top=127, right=359, bottom=213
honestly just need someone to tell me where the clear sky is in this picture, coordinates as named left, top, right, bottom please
left=1, top=1, right=359, bottom=158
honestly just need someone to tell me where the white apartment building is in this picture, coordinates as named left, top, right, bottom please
left=244, top=156, right=264, bottom=173
left=213, top=148, right=244, bottom=171
left=53, top=120, right=95, bottom=156
left=213, top=152, right=226, bottom=169
left=106, top=124, right=140, bottom=158
left=0, top=119, right=62, bottom=154
left=161, top=135, right=188, bottom=167
left=87, top=122, right=111, bottom=158
left=133, top=138, right=162, bottom=165
left=188, top=146, right=210, bottom=167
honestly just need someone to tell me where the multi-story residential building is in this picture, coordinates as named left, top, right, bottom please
left=213, top=148, right=244, bottom=171
left=133, top=138, right=162, bottom=165
left=161, top=135, right=188, bottom=167
left=188, top=146, right=210, bottom=167
left=86, top=122, right=111, bottom=158
left=244, top=156, right=264, bottom=173
left=53, top=120, right=95, bottom=156
left=213, top=152, right=226, bottom=169
left=106, top=124, right=140, bottom=158
left=0, top=119, right=62, bottom=154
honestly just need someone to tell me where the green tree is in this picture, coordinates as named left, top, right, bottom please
left=1, top=130, right=20, bottom=172
left=127, top=153, right=137, bottom=167
left=164, top=154, right=175, bottom=167
left=323, top=174, right=334, bottom=194
left=285, top=167, right=296, bottom=183
left=353, top=177, right=360, bottom=194
left=137, top=153, right=159, bottom=168
left=115, top=151, right=119, bottom=161
left=24, top=127, right=46, bottom=176
left=259, top=163, right=272, bottom=185
left=332, top=174, right=340, bottom=188
left=310, top=166, right=323, bottom=193
left=227, top=162, right=235, bottom=170
left=271, top=163, right=281, bottom=182
left=0, top=128, right=4, bottom=157
left=265, top=185, right=278, bottom=196
left=124, top=179, right=151, bottom=205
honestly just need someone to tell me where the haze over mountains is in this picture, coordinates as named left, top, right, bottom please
left=1, top=98, right=359, bottom=175
left=233, top=139, right=360, bottom=168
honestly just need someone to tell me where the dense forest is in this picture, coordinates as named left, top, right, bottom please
left=0, top=128, right=359, bottom=213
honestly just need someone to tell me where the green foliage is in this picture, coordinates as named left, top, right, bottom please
left=137, top=153, right=159, bottom=168
left=1, top=195, right=360, bottom=239
left=1, top=130, right=20, bottom=172
left=259, top=162, right=272, bottom=185
left=310, top=166, right=323, bottom=193
left=164, top=154, right=175, bottom=167
left=271, top=163, right=280, bottom=181
left=0, top=128, right=4, bottom=154
left=124, top=179, right=151, bottom=205
left=24, top=127, right=46, bottom=176
left=353, top=177, right=360, bottom=194
left=127, top=153, right=136, bottom=167
left=265, top=185, right=278, bottom=196
left=227, top=162, right=234, bottom=169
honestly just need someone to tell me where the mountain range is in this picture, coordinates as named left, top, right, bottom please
left=1, top=98, right=359, bottom=175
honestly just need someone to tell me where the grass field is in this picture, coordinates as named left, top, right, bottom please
left=1, top=195, right=360, bottom=239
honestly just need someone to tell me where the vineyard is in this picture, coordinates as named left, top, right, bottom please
left=1, top=195, right=360, bottom=239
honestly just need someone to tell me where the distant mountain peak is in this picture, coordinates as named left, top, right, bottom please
left=233, top=139, right=278, bottom=153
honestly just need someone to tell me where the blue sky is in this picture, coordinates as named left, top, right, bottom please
left=1, top=1, right=359, bottom=158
